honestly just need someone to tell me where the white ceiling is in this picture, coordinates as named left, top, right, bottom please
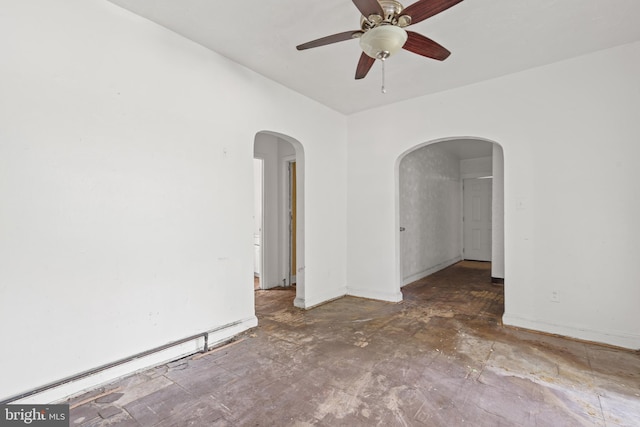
left=106, top=0, right=640, bottom=115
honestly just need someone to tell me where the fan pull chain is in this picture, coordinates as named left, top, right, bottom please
left=381, top=58, right=386, bottom=94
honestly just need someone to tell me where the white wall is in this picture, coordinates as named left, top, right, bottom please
left=0, top=0, right=347, bottom=402
left=460, top=156, right=492, bottom=178
left=254, top=136, right=280, bottom=287
left=492, top=146, right=505, bottom=280
left=347, top=41, right=640, bottom=349
left=399, top=144, right=462, bottom=285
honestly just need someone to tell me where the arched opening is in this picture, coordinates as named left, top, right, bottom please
left=395, top=137, right=505, bottom=299
left=253, top=131, right=305, bottom=307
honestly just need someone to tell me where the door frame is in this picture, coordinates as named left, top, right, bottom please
left=253, top=156, right=265, bottom=290
left=395, top=137, right=505, bottom=293
left=281, top=155, right=296, bottom=286
left=254, top=130, right=305, bottom=308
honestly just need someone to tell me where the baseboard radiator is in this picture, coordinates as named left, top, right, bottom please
left=0, top=320, right=245, bottom=404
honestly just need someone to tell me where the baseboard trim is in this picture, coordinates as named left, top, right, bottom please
left=4, top=316, right=258, bottom=405
left=293, top=297, right=306, bottom=309
left=502, top=313, right=640, bottom=350
left=347, top=287, right=403, bottom=303
left=402, top=256, right=462, bottom=286
left=299, top=287, right=348, bottom=310
left=491, top=277, right=505, bottom=285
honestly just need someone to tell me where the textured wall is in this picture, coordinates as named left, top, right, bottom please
left=399, top=144, right=462, bottom=284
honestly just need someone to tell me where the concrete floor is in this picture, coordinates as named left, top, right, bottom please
left=68, top=261, right=640, bottom=426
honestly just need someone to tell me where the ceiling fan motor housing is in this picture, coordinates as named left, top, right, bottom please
left=360, top=0, right=407, bottom=29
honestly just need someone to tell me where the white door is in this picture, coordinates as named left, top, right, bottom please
left=463, top=178, right=492, bottom=261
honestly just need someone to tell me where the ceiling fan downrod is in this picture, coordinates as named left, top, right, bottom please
left=381, top=57, right=386, bottom=93
left=378, top=52, right=390, bottom=94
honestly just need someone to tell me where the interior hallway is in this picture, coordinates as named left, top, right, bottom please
left=68, top=262, right=640, bottom=426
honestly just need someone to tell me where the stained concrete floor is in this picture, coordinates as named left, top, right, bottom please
left=68, top=261, right=640, bottom=426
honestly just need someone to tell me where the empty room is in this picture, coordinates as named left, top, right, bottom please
left=1, top=0, right=639, bottom=425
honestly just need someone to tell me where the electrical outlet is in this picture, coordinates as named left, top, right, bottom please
left=550, top=290, right=560, bottom=303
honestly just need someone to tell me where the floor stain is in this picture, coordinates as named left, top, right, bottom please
left=67, top=261, right=640, bottom=426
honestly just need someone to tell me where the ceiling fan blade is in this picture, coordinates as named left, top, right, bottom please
left=401, top=0, right=463, bottom=25
left=352, top=0, right=384, bottom=18
left=403, top=31, right=451, bottom=60
left=355, top=52, right=376, bottom=80
left=296, top=30, right=361, bottom=50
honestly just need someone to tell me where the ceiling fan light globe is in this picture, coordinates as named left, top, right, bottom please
left=359, top=25, right=408, bottom=59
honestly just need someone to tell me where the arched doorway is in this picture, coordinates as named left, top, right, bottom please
left=395, top=137, right=505, bottom=292
left=253, top=131, right=305, bottom=307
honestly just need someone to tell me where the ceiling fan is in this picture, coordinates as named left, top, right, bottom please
left=296, top=0, right=463, bottom=82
